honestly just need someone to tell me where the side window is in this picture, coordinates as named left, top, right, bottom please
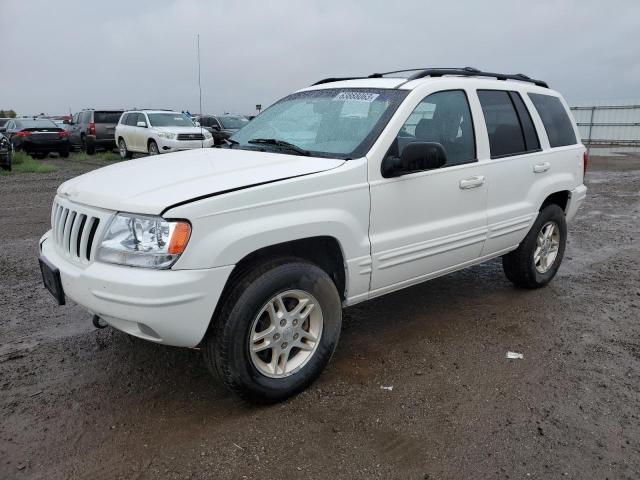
left=478, top=90, right=540, bottom=158
left=395, top=90, right=476, bottom=166
left=81, top=111, right=91, bottom=124
left=528, top=93, right=577, bottom=147
left=136, top=113, right=148, bottom=126
left=120, top=113, right=129, bottom=125
left=509, top=92, right=540, bottom=151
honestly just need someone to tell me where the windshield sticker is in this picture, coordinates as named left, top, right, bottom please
left=333, top=92, right=380, bottom=103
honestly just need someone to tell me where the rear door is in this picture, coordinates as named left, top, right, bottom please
left=368, top=88, right=488, bottom=294
left=475, top=89, right=548, bottom=255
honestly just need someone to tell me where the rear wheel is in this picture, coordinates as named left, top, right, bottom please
left=59, top=149, right=70, bottom=158
left=85, top=139, right=96, bottom=155
left=118, top=138, right=133, bottom=159
left=502, top=204, right=567, bottom=288
left=202, top=258, right=342, bottom=403
left=148, top=140, right=159, bottom=156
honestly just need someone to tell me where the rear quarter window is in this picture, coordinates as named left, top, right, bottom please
left=528, top=93, right=577, bottom=147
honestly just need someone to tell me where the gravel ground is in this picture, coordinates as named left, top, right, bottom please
left=1, top=155, right=639, bottom=479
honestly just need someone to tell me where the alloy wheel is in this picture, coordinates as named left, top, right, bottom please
left=248, top=289, right=323, bottom=378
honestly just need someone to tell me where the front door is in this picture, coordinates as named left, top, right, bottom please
left=368, top=89, right=488, bottom=295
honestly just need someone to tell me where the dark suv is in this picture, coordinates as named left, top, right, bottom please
left=196, top=114, right=250, bottom=145
left=69, top=109, right=123, bottom=154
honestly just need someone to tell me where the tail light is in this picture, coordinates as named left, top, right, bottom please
left=58, top=130, right=69, bottom=138
left=15, top=131, right=32, bottom=138
left=88, top=122, right=96, bottom=136
left=583, top=150, right=589, bottom=177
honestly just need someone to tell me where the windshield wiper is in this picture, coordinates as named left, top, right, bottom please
left=248, top=138, right=311, bottom=156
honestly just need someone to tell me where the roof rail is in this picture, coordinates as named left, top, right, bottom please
left=312, top=77, right=371, bottom=86
left=404, top=67, right=548, bottom=88
left=311, top=67, right=548, bottom=88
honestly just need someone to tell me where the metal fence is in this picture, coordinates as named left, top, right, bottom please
left=570, top=101, right=640, bottom=147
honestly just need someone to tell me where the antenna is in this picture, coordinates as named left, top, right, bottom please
left=197, top=34, right=203, bottom=116
left=197, top=33, right=203, bottom=147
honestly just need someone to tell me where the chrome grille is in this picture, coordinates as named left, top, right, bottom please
left=177, top=133, right=204, bottom=141
left=51, top=199, right=103, bottom=262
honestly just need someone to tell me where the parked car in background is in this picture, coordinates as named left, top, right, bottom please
left=38, top=67, right=587, bottom=403
left=4, top=117, right=69, bottom=158
left=0, top=131, right=12, bottom=170
left=115, top=110, right=213, bottom=158
left=196, top=114, right=250, bottom=145
left=69, top=109, right=123, bottom=154
left=52, top=118, right=73, bottom=134
left=0, top=118, right=11, bottom=133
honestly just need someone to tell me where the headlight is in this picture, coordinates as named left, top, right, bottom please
left=157, top=132, right=177, bottom=140
left=203, top=131, right=213, bottom=139
left=97, top=213, right=191, bottom=269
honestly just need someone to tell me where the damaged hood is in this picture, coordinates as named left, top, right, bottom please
left=57, top=148, right=344, bottom=215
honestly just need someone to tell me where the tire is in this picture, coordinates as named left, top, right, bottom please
left=59, top=148, right=70, bottom=158
left=33, top=152, right=47, bottom=159
left=502, top=204, right=567, bottom=289
left=80, top=135, right=86, bottom=152
left=202, top=258, right=342, bottom=404
left=118, top=138, right=133, bottom=159
left=148, top=140, right=159, bottom=155
left=85, top=140, right=96, bottom=155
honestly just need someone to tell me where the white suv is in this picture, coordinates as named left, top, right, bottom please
left=115, top=110, right=213, bottom=158
left=39, top=68, right=587, bottom=403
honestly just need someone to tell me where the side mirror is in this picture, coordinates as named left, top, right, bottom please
left=136, top=121, right=147, bottom=128
left=212, top=124, right=221, bottom=131
left=195, top=121, right=201, bottom=127
left=382, top=142, right=447, bottom=178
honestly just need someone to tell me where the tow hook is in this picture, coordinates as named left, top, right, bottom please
left=92, top=315, right=108, bottom=329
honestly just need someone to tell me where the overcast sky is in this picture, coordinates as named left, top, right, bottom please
left=1, top=0, right=639, bottom=116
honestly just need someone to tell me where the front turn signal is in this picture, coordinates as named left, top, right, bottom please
left=168, top=222, right=192, bottom=255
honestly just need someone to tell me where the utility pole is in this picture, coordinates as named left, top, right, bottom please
left=197, top=34, right=203, bottom=116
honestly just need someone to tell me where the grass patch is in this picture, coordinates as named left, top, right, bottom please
left=71, top=151, right=121, bottom=162
left=7, top=151, right=57, bottom=174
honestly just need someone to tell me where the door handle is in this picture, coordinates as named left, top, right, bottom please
left=533, top=162, right=551, bottom=173
left=459, top=175, right=485, bottom=189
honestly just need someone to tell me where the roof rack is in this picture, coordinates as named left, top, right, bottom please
left=312, top=67, right=548, bottom=88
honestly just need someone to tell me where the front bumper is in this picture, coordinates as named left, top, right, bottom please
left=39, top=230, right=233, bottom=347
left=565, top=184, right=587, bottom=222
left=157, top=137, right=214, bottom=152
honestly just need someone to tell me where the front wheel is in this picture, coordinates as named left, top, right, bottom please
left=148, top=140, right=159, bottom=156
left=202, top=259, right=342, bottom=404
left=502, top=204, right=567, bottom=288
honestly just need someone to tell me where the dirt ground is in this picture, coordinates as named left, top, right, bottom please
left=1, top=155, right=639, bottom=480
